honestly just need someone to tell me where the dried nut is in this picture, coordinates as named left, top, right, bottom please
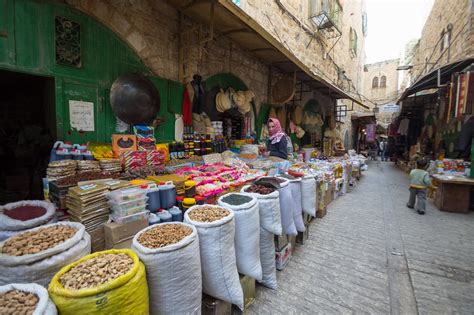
left=188, top=206, right=230, bottom=222
left=138, top=224, right=192, bottom=248
left=1, top=225, right=77, bottom=256
left=0, top=290, right=38, bottom=315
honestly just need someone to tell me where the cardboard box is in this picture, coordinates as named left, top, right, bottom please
left=324, top=183, right=334, bottom=207
left=274, top=234, right=289, bottom=251
left=202, top=294, right=231, bottom=315
left=275, top=242, right=292, bottom=271
left=89, top=226, right=105, bottom=252
left=316, top=207, right=327, bottom=218
left=104, top=219, right=148, bottom=249
left=240, top=275, right=255, bottom=310
left=296, top=224, right=309, bottom=245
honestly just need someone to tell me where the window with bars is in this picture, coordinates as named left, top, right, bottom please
left=55, top=16, right=81, bottom=67
left=349, top=27, right=358, bottom=56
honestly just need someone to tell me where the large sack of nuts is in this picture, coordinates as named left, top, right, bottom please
left=184, top=205, right=244, bottom=309
left=274, top=178, right=297, bottom=236
left=0, top=200, right=57, bottom=241
left=241, top=185, right=282, bottom=235
left=279, top=175, right=305, bottom=232
left=48, top=249, right=148, bottom=315
left=218, top=193, right=262, bottom=280
left=132, top=223, right=201, bottom=315
left=0, top=283, right=57, bottom=315
left=259, top=227, right=277, bottom=289
left=0, top=222, right=91, bottom=287
left=301, top=175, right=317, bottom=216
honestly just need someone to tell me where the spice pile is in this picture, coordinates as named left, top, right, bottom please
left=0, top=290, right=39, bottom=315
left=3, top=205, right=46, bottom=221
left=59, top=253, right=133, bottom=290
left=2, top=225, right=77, bottom=256
left=221, top=194, right=252, bottom=206
left=245, top=184, right=275, bottom=195
left=138, top=224, right=192, bottom=248
left=188, top=206, right=230, bottom=222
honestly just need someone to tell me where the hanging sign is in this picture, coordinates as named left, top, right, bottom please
left=69, top=100, right=95, bottom=131
left=380, top=104, right=400, bottom=113
left=366, top=124, right=375, bottom=142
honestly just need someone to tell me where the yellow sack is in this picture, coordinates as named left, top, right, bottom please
left=48, top=249, right=149, bottom=315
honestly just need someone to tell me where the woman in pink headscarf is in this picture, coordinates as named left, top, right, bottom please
left=266, top=118, right=289, bottom=159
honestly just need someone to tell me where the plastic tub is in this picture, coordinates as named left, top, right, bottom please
left=107, top=188, right=147, bottom=203
left=302, top=148, right=315, bottom=162
left=111, top=204, right=148, bottom=217
left=111, top=210, right=150, bottom=224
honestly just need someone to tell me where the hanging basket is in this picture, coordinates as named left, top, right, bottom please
left=271, top=78, right=295, bottom=106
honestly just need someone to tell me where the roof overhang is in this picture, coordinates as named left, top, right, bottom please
left=398, top=58, right=474, bottom=103
left=168, top=0, right=368, bottom=108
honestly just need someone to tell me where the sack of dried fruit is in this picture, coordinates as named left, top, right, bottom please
left=132, top=223, right=201, bottom=315
left=0, top=283, right=57, bottom=315
left=0, top=200, right=57, bottom=241
left=184, top=205, right=244, bottom=309
left=0, top=222, right=91, bottom=287
left=301, top=175, right=317, bottom=216
left=48, top=249, right=148, bottom=315
left=241, top=184, right=282, bottom=235
left=278, top=175, right=305, bottom=232
left=259, top=227, right=277, bottom=289
left=217, top=193, right=262, bottom=280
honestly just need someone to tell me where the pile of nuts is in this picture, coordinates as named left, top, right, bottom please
left=245, top=184, right=276, bottom=195
left=188, top=206, right=230, bottom=222
left=138, top=224, right=193, bottom=248
left=59, top=253, right=133, bottom=290
left=0, top=290, right=39, bottom=315
left=2, top=225, right=77, bottom=256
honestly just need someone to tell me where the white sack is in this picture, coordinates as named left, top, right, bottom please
left=282, top=177, right=305, bottom=232
left=132, top=222, right=202, bottom=315
left=241, top=185, right=282, bottom=235
left=276, top=179, right=297, bottom=236
left=0, top=283, right=57, bottom=315
left=302, top=175, right=317, bottom=216
left=0, top=217, right=57, bottom=242
left=184, top=205, right=244, bottom=309
left=0, top=222, right=91, bottom=287
left=0, top=200, right=56, bottom=231
left=258, top=227, right=277, bottom=289
left=218, top=193, right=262, bottom=280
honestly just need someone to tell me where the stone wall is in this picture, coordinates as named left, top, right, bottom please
left=362, top=59, right=400, bottom=105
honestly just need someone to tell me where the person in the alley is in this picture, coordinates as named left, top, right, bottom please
left=407, top=159, right=432, bottom=215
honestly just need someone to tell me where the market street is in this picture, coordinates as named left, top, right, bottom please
left=249, top=162, right=474, bottom=314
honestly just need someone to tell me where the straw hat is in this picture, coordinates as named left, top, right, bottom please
left=215, top=88, right=231, bottom=113
left=234, top=90, right=253, bottom=114
left=293, top=105, right=303, bottom=125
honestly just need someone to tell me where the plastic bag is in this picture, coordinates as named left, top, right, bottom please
left=258, top=227, right=277, bottom=289
left=301, top=175, right=317, bottom=216
left=218, top=193, right=262, bottom=280
left=0, top=283, right=57, bottom=315
left=48, top=249, right=148, bottom=315
left=131, top=223, right=201, bottom=315
left=0, top=200, right=56, bottom=231
left=241, top=185, right=282, bottom=235
left=0, top=222, right=91, bottom=287
left=184, top=205, right=244, bottom=309
left=276, top=179, right=297, bottom=236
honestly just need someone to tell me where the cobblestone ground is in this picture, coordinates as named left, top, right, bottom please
left=248, top=161, right=474, bottom=314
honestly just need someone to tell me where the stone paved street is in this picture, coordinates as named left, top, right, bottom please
left=248, top=161, right=474, bottom=314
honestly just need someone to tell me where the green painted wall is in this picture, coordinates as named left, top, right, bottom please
left=0, top=0, right=183, bottom=143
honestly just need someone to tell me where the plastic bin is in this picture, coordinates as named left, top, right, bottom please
left=111, top=210, right=150, bottom=224
left=107, top=188, right=147, bottom=203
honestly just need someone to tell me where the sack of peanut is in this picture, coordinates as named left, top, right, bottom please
left=0, top=283, right=57, bottom=315
left=0, top=222, right=91, bottom=287
left=48, top=249, right=148, bottom=315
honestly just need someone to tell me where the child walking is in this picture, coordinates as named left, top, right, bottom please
left=407, top=159, right=432, bottom=215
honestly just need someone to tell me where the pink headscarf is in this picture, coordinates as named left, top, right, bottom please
left=268, top=118, right=287, bottom=144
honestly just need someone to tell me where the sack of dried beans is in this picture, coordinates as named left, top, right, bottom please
left=184, top=205, right=244, bottom=310
left=0, top=222, right=91, bottom=287
left=0, top=200, right=57, bottom=241
left=278, top=175, right=305, bottom=232
left=0, top=283, right=57, bottom=315
left=48, top=249, right=148, bottom=315
left=218, top=193, right=262, bottom=280
left=301, top=175, right=317, bottom=216
left=132, top=223, right=201, bottom=315
left=274, top=178, right=297, bottom=236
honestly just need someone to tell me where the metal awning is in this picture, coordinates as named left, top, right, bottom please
left=169, top=0, right=367, bottom=108
left=398, top=58, right=474, bottom=102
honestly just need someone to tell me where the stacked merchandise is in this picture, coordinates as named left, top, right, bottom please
left=99, top=158, right=122, bottom=174
left=133, top=125, right=156, bottom=151
left=106, top=188, right=149, bottom=224
left=46, top=160, right=76, bottom=180
left=224, top=117, right=245, bottom=140
left=103, top=179, right=133, bottom=191
left=76, top=160, right=101, bottom=174
left=66, top=183, right=109, bottom=233
left=121, top=151, right=147, bottom=171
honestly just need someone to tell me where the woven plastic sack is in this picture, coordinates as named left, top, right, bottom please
left=0, top=222, right=91, bottom=287
left=301, top=175, right=317, bottom=216
left=184, top=205, right=244, bottom=309
left=131, top=222, right=201, bottom=315
left=0, top=283, right=57, bottom=315
left=241, top=185, right=282, bottom=235
left=280, top=176, right=305, bottom=232
left=0, top=217, right=57, bottom=242
left=276, top=178, right=297, bottom=236
left=218, top=193, right=262, bottom=280
left=258, top=227, right=277, bottom=289
left=48, top=249, right=148, bottom=315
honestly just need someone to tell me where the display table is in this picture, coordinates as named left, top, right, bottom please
left=432, top=174, right=474, bottom=213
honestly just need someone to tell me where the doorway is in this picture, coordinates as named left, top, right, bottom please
left=0, top=69, right=56, bottom=204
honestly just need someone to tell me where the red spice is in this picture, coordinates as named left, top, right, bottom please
left=4, top=206, right=47, bottom=221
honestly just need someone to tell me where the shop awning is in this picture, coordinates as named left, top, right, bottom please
left=398, top=58, right=474, bottom=102
left=168, top=0, right=368, bottom=108
left=351, top=112, right=375, bottom=120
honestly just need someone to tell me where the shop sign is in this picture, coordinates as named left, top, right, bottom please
left=366, top=124, right=375, bottom=142
left=380, top=103, right=400, bottom=113
left=69, top=100, right=95, bottom=131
